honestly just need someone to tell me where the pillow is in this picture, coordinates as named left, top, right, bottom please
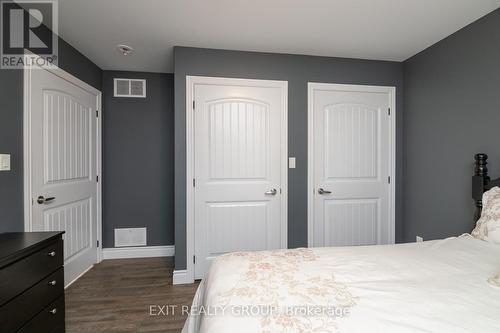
left=471, top=186, right=500, bottom=244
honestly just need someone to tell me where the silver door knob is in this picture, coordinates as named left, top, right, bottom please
left=47, top=251, right=56, bottom=257
left=49, top=308, right=57, bottom=315
left=265, top=188, right=277, bottom=195
left=318, top=188, right=332, bottom=195
left=37, top=196, right=55, bottom=204
left=48, top=280, right=57, bottom=286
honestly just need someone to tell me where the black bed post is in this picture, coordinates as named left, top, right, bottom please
left=472, top=153, right=489, bottom=222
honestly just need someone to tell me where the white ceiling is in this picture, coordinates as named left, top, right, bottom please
left=58, top=0, right=500, bottom=73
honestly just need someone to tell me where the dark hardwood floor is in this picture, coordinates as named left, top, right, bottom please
left=65, top=257, right=199, bottom=333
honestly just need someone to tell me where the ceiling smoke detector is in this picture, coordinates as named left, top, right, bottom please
left=117, top=44, right=134, bottom=56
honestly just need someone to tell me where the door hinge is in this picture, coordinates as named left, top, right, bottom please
left=96, top=240, right=100, bottom=247
left=193, top=100, right=195, bottom=110
left=388, top=108, right=391, bottom=116
left=96, top=175, right=99, bottom=182
left=193, top=255, right=196, bottom=264
left=96, top=110, right=99, bottom=117
left=193, top=178, right=196, bottom=187
left=388, top=176, right=391, bottom=184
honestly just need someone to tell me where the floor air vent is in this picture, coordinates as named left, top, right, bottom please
left=113, top=78, right=146, bottom=98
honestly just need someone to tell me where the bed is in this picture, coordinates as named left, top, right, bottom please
left=182, top=154, right=500, bottom=333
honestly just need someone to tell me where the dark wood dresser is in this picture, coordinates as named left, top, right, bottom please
left=0, top=232, right=65, bottom=333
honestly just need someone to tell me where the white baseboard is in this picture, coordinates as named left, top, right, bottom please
left=173, top=269, right=193, bottom=285
left=102, top=245, right=174, bottom=260
left=65, top=264, right=94, bottom=289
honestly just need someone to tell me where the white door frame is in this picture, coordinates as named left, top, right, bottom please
left=307, top=82, right=396, bottom=247
left=183, top=76, right=288, bottom=284
left=23, top=56, right=103, bottom=263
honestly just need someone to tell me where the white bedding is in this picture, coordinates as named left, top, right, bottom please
left=183, top=235, right=500, bottom=333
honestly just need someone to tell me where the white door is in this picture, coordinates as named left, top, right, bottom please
left=29, top=67, right=99, bottom=286
left=193, top=78, right=287, bottom=279
left=308, top=83, right=395, bottom=248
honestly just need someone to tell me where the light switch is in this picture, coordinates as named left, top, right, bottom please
left=0, top=154, right=11, bottom=171
left=288, top=157, right=296, bottom=169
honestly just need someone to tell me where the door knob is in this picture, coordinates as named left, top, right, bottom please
left=37, top=196, right=55, bottom=204
left=318, top=188, right=332, bottom=195
left=265, top=188, right=277, bottom=195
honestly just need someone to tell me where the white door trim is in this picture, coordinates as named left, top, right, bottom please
left=183, top=75, right=288, bottom=284
left=23, top=55, right=103, bottom=263
left=307, top=82, right=396, bottom=247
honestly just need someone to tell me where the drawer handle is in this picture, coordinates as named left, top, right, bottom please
left=48, top=280, right=57, bottom=286
left=49, top=308, right=57, bottom=315
left=47, top=251, right=56, bottom=257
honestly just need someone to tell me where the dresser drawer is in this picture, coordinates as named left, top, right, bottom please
left=0, top=268, right=63, bottom=333
left=0, top=239, right=63, bottom=306
left=17, top=296, right=65, bottom=333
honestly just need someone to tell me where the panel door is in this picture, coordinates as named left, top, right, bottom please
left=311, top=85, right=392, bottom=247
left=30, top=68, right=98, bottom=286
left=194, top=82, right=285, bottom=279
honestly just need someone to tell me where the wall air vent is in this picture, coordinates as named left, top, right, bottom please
left=114, top=227, right=147, bottom=247
left=113, top=78, right=146, bottom=98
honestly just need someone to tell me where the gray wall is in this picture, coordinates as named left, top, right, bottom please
left=102, top=71, right=175, bottom=247
left=174, top=47, right=404, bottom=270
left=402, top=9, right=500, bottom=242
left=0, top=69, right=24, bottom=232
left=0, top=37, right=102, bottom=233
